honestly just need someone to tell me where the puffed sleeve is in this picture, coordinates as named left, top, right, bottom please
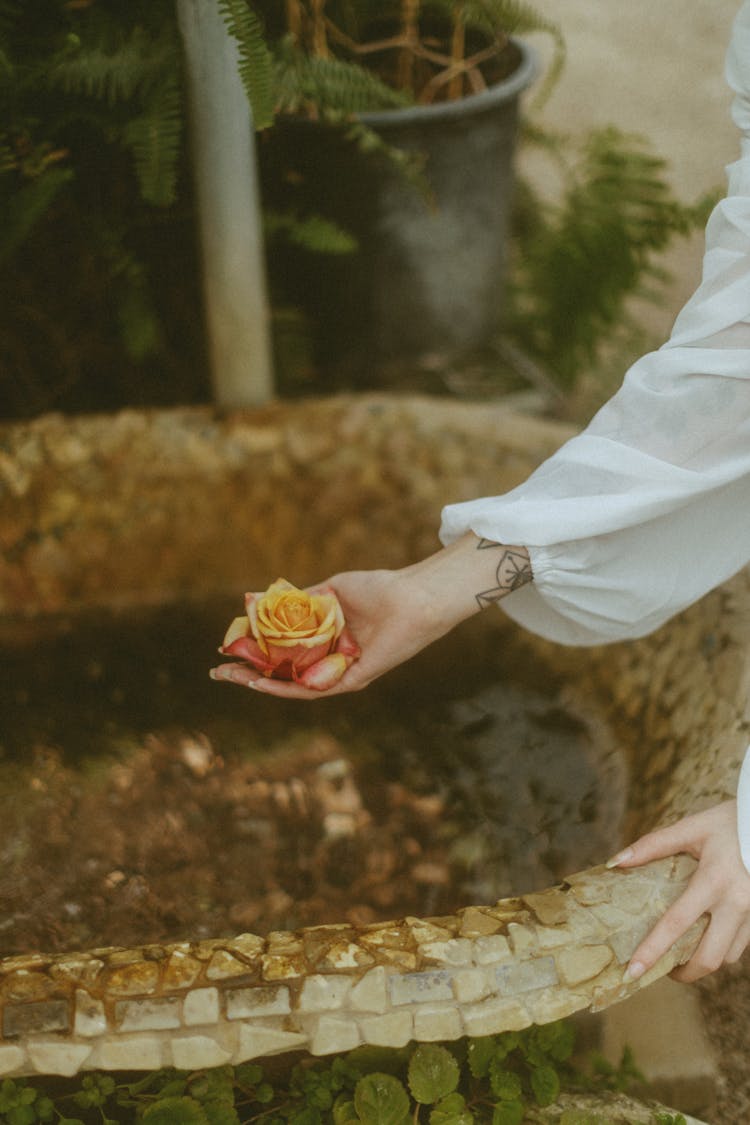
left=439, top=0, right=750, bottom=649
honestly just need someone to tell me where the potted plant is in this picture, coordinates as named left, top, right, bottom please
left=227, top=0, right=564, bottom=382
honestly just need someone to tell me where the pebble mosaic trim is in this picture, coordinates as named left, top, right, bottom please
left=1, top=399, right=749, bottom=1083
left=0, top=861, right=708, bottom=1077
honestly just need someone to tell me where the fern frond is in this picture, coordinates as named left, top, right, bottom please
left=0, top=166, right=73, bottom=265
left=46, top=26, right=170, bottom=105
left=219, top=0, right=275, bottom=129
left=276, top=45, right=410, bottom=116
left=509, top=127, right=711, bottom=387
left=0, top=0, right=22, bottom=36
left=265, top=209, right=358, bottom=253
left=0, top=137, right=15, bottom=173
left=123, top=70, right=183, bottom=206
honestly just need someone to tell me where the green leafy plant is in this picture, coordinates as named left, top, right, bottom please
left=0, top=0, right=200, bottom=416
left=0, top=1021, right=686, bottom=1125
left=506, top=124, right=718, bottom=391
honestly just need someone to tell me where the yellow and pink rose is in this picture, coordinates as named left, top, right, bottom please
left=220, top=578, right=360, bottom=691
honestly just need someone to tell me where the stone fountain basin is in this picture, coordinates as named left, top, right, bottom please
left=0, top=394, right=748, bottom=1081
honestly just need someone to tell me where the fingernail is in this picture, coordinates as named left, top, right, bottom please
left=623, top=960, right=645, bottom=983
left=209, top=667, right=231, bottom=682
left=605, top=847, right=634, bottom=868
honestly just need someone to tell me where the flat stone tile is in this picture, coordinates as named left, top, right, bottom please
left=462, top=996, right=532, bottom=1037
left=171, top=1035, right=233, bottom=1070
left=413, top=1003, right=463, bottom=1042
left=27, top=1042, right=92, bottom=1077
left=298, top=974, right=352, bottom=1013
left=183, top=987, right=220, bottom=1027
left=349, top=967, right=388, bottom=1013
left=0, top=1046, right=25, bottom=1075
left=226, top=985, right=291, bottom=1020
left=389, top=970, right=454, bottom=1007
left=3, top=1000, right=70, bottom=1038
left=359, top=1010, right=413, bottom=1048
left=236, top=1025, right=308, bottom=1062
left=115, top=997, right=181, bottom=1032
left=309, top=1015, right=361, bottom=1056
left=495, top=957, right=558, bottom=996
left=74, top=991, right=107, bottom=1038
left=96, top=1035, right=164, bottom=1071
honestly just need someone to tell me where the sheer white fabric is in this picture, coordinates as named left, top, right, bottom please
left=439, top=3, right=750, bottom=863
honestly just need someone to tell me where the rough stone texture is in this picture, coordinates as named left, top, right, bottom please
left=0, top=398, right=575, bottom=621
left=0, top=395, right=748, bottom=1111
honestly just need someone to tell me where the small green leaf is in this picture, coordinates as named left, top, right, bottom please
left=235, top=1063, right=264, bottom=1087
left=333, top=1094, right=359, bottom=1125
left=142, top=1095, right=210, bottom=1125
left=408, top=1045, right=460, bottom=1106
left=256, top=1082, right=275, bottom=1104
left=491, top=1101, right=524, bottom=1125
left=429, top=1091, right=474, bottom=1125
left=467, top=1037, right=496, bottom=1078
left=495, top=1031, right=520, bottom=1060
left=488, top=1062, right=522, bottom=1102
left=353, top=1073, right=410, bottom=1125
left=288, top=1107, right=322, bottom=1125
left=203, top=1100, right=240, bottom=1125
left=36, top=1097, right=55, bottom=1122
left=530, top=1064, right=560, bottom=1107
left=157, top=1079, right=188, bottom=1098
left=7, top=1105, right=36, bottom=1125
left=532, top=1021, right=575, bottom=1063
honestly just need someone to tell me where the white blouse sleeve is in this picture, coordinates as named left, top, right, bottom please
left=439, top=3, right=750, bottom=864
left=440, top=0, right=750, bottom=650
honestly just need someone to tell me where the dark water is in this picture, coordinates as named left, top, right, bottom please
left=0, top=601, right=624, bottom=903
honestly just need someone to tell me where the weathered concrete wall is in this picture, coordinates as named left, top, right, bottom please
left=0, top=397, right=574, bottom=618
left=0, top=396, right=748, bottom=1088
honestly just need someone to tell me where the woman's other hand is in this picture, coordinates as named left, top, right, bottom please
left=609, top=801, right=750, bottom=983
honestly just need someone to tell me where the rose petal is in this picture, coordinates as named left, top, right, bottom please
left=334, top=625, right=361, bottom=660
left=267, top=638, right=333, bottom=671
left=246, top=594, right=269, bottom=655
left=268, top=658, right=294, bottom=680
left=221, top=635, right=274, bottom=675
left=296, top=653, right=352, bottom=691
left=262, top=626, right=337, bottom=651
left=222, top=615, right=250, bottom=649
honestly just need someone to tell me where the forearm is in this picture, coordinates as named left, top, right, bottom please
left=398, top=532, right=532, bottom=639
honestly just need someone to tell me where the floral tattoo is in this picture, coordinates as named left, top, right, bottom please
left=475, top=539, right=533, bottom=609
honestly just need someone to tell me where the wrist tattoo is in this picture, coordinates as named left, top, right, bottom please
left=475, top=539, right=533, bottom=609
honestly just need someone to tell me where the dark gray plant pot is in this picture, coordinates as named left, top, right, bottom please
left=262, top=40, right=537, bottom=380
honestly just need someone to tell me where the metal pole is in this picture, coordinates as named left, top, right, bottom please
left=177, top=0, right=274, bottom=407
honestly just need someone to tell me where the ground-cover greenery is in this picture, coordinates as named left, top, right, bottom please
left=0, top=1022, right=687, bottom=1125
